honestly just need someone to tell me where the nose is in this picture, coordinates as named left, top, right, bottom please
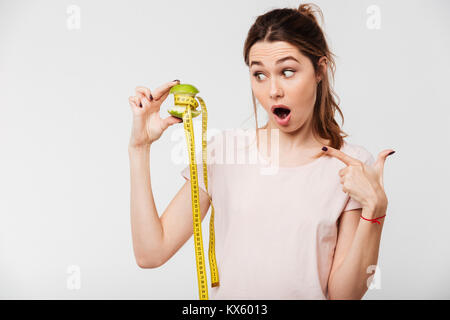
left=269, top=79, right=283, bottom=99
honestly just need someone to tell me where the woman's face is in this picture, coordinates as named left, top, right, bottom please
left=249, top=41, right=323, bottom=132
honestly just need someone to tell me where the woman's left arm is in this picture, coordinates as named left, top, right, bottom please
left=321, top=146, right=395, bottom=300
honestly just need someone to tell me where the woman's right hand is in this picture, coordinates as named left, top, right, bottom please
left=128, top=80, right=183, bottom=148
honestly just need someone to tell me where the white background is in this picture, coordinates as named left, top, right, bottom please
left=0, top=0, right=449, bottom=299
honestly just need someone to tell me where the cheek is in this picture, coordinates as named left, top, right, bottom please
left=294, top=72, right=316, bottom=93
left=251, top=85, right=268, bottom=108
left=288, top=81, right=316, bottom=107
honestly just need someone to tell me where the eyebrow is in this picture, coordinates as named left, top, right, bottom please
left=250, top=55, right=300, bottom=67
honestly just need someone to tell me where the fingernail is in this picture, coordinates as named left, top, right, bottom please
left=149, top=94, right=153, bottom=101
left=173, top=79, right=180, bottom=83
left=322, top=146, right=328, bottom=151
left=388, top=150, right=395, bottom=156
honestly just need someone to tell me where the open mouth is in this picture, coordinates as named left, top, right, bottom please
left=272, top=106, right=291, bottom=119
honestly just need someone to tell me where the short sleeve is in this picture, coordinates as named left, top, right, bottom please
left=180, top=132, right=221, bottom=198
left=342, top=146, right=376, bottom=212
left=180, top=154, right=210, bottom=196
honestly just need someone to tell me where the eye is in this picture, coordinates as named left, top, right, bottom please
left=252, top=69, right=296, bottom=81
left=252, top=72, right=266, bottom=81
left=283, top=70, right=295, bottom=78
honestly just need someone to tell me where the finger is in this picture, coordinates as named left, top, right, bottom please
left=152, top=80, right=180, bottom=101
left=129, top=96, right=139, bottom=109
left=374, top=149, right=395, bottom=187
left=137, top=92, right=151, bottom=109
left=161, top=115, right=183, bottom=130
left=135, top=86, right=153, bottom=101
left=131, top=96, right=142, bottom=108
left=135, top=92, right=147, bottom=108
left=134, top=93, right=143, bottom=108
left=157, top=89, right=172, bottom=104
left=322, top=146, right=361, bottom=166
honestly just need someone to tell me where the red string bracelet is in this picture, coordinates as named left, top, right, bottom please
left=360, top=214, right=386, bottom=225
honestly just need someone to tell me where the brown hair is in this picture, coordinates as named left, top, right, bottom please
left=243, top=3, right=348, bottom=150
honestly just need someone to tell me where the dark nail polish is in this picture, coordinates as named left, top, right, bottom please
left=322, top=146, right=328, bottom=151
left=388, top=150, right=395, bottom=156
left=149, top=94, right=153, bottom=101
left=173, top=79, right=180, bottom=83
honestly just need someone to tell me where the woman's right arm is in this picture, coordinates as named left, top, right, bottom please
left=128, top=82, right=211, bottom=268
left=129, top=144, right=211, bottom=268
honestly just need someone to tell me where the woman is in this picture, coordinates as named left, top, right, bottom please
left=127, top=3, right=394, bottom=300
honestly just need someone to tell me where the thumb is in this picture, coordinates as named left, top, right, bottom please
left=161, top=115, right=183, bottom=130
left=374, top=149, right=395, bottom=187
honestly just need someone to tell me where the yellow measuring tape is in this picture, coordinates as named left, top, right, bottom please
left=170, top=86, right=219, bottom=300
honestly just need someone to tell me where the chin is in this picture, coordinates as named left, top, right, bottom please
left=276, top=117, right=307, bottom=132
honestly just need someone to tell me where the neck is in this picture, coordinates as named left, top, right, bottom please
left=257, top=116, right=327, bottom=159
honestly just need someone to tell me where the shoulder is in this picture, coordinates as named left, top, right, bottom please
left=340, top=140, right=375, bottom=166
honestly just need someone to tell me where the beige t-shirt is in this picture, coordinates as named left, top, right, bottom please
left=180, top=128, right=375, bottom=299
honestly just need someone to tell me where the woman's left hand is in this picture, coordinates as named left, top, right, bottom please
left=322, top=146, right=395, bottom=214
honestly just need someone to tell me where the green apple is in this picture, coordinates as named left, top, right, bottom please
left=167, top=83, right=202, bottom=119
left=169, top=84, right=199, bottom=96
left=167, top=105, right=201, bottom=118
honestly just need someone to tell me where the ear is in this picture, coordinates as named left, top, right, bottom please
left=316, top=56, right=327, bottom=83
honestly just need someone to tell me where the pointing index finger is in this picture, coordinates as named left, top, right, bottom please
left=322, top=146, right=361, bottom=166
